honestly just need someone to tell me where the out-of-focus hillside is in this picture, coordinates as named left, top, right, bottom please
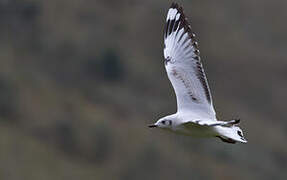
left=1, top=0, right=287, bottom=179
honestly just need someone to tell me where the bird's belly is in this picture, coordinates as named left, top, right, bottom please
left=173, top=125, right=216, bottom=137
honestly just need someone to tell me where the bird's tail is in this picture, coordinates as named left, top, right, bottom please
left=215, top=125, right=247, bottom=144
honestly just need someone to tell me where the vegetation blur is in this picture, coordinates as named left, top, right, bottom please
left=1, top=0, right=287, bottom=179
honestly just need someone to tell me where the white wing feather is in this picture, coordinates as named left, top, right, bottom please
left=164, top=3, right=216, bottom=119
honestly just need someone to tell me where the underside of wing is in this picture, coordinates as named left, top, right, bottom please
left=163, top=3, right=216, bottom=118
left=182, top=120, right=221, bottom=128
left=183, top=119, right=240, bottom=127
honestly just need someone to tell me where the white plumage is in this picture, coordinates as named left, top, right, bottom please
left=149, top=3, right=247, bottom=144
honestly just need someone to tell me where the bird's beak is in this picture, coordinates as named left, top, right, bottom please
left=148, top=124, right=157, bottom=128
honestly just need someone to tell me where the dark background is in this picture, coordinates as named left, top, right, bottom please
left=1, top=0, right=287, bottom=179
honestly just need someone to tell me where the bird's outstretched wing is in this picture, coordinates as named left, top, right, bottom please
left=183, top=119, right=240, bottom=127
left=163, top=3, right=216, bottom=119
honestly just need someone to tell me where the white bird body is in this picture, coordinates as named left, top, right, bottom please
left=160, top=113, right=218, bottom=137
left=155, top=112, right=245, bottom=142
left=149, top=3, right=247, bottom=144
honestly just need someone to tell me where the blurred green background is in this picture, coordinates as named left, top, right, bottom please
left=1, top=0, right=287, bottom=179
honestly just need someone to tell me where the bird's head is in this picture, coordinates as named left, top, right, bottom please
left=148, top=118, right=173, bottom=129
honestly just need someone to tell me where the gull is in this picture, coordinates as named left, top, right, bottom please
left=149, top=2, right=247, bottom=144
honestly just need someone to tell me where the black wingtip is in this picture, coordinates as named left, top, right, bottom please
left=168, top=2, right=192, bottom=37
left=234, top=119, right=241, bottom=124
left=170, top=2, right=184, bottom=13
left=170, top=2, right=178, bottom=8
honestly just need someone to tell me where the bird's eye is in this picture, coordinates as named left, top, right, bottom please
left=162, top=120, right=166, bottom=125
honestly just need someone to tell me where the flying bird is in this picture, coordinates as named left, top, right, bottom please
left=149, top=2, right=247, bottom=144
